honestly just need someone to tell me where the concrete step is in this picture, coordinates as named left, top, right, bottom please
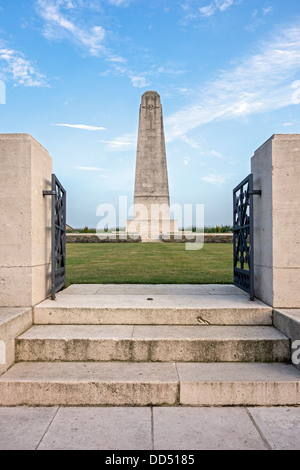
left=16, top=325, right=290, bottom=363
left=0, top=362, right=299, bottom=406
left=34, top=293, right=272, bottom=326
left=273, top=309, right=300, bottom=371
left=0, top=307, right=32, bottom=375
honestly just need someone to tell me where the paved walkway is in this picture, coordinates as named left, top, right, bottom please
left=0, top=406, right=299, bottom=450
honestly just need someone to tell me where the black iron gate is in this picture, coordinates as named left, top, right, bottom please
left=44, top=174, right=66, bottom=299
left=233, top=174, right=261, bottom=300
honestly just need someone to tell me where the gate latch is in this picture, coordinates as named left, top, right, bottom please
left=43, top=190, right=56, bottom=196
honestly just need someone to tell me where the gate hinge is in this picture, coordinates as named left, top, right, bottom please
left=43, top=190, right=56, bottom=196
left=249, top=190, right=262, bottom=196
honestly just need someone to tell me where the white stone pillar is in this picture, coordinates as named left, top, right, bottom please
left=251, top=134, right=300, bottom=308
left=0, top=134, right=52, bottom=307
left=128, top=91, right=177, bottom=241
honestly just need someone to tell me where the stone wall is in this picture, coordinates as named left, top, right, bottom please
left=66, top=233, right=233, bottom=243
left=66, top=233, right=141, bottom=243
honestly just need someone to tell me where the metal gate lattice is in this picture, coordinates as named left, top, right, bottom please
left=44, top=174, right=66, bottom=299
left=233, top=174, right=261, bottom=300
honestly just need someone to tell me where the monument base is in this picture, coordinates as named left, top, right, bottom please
left=126, top=218, right=178, bottom=242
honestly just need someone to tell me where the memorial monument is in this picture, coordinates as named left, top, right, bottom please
left=127, top=91, right=178, bottom=241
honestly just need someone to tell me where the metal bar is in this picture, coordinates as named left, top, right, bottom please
left=44, top=174, right=66, bottom=300
left=63, top=176, right=66, bottom=289
left=233, top=174, right=252, bottom=193
left=233, top=175, right=251, bottom=298
left=249, top=174, right=254, bottom=300
left=233, top=173, right=261, bottom=300
left=43, top=190, right=56, bottom=196
left=51, top=174, right=56, bottom=300
left=233, top=187, right=236, bottom=285
left=249, top=190, right=262, bottom=196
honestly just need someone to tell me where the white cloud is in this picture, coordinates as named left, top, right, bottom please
left=36, top=1, right=149, bottom=88
left=199, top=5, right=215, bottom=17
left=157, top=66, right=187, bottom=76
left=100, top=134, right=136, bottom=151
left=183, top=0, right=236, bottom=22
left=101, top=140, right=132, bottom=146
left=75, top=166, right=107, bottom=171
left=202, top=174, right=226, bottom=185
left=36, top=0, right=105, bottom=56
left=53, top=123, right=106, bottom=131
left=263, top=6, right=273, bottom=15
left=179, top=134, right=201, bottom=150
left=0, top=47, right=47, bottom=87
left=106, top=57, right=127, bottom=63
left=210, top=150, right=224, bottom=158
left=130, top=75, right=149, bottom=88
left=165, top=22, right=300, bottom=141
left=108, top=0, right=130, bottom=5
left=217, top=0, right=234, bottom=12
left=283, top=122, right=294, bottom=127
left=245, top=6, right=273, bottom=32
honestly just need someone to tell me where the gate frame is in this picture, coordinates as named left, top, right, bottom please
left=233, top=174, right=261, bottom=300
left=43, top=174, right=66, bottom=299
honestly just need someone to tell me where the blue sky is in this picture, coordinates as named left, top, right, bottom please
left=1, top=0, right=300, bottom=228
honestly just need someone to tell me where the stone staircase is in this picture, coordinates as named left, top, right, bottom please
left=0, top=284, right=299, bottom=406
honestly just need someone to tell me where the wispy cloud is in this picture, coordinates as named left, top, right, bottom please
left=245, top=6, right=273, bottom=33
left=106, top=57, right=127, bottom=64
left=100, top=134, right=136, bottom=151
left=199, top=5, right=216, bottom=18
left=35, top=0, right=150, bottom=88
left=36, top=0, right=105, bottom=56
left=182, top=0, right=237, bottom=23
left=108, top=0, right=131, bottom=5
left=156, top=65, right=187, bottom=76
left=75, top=166, right=107, bottom=171
left=210, top=150, right=225, bottom=158
left=130, top=75, right=149, bottom=88
left=202, top=174, right=227, bottom=186
left=165, top=21, right=300, bottom=141
left=179, top=135, right=201, bottom=150
left=53, top=123, right=106, bottom=131
left=103, top=62, right=187, bottom=89
left=263, top=6, right=273, bottom=15
left=0, top=47, right=47, bottom=87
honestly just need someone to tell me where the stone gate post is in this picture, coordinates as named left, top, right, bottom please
left=0, top=134, right=52, bottom=307
left=251, top=134, right=300, bottom=308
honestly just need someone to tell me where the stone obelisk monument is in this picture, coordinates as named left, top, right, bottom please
left=127, top=91, right=177, bottom=240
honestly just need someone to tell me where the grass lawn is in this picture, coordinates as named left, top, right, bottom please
left=66, top=243, right=233, bottom=285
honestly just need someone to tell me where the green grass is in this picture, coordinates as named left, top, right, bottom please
left=66, top=243, right=233, bottom=285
